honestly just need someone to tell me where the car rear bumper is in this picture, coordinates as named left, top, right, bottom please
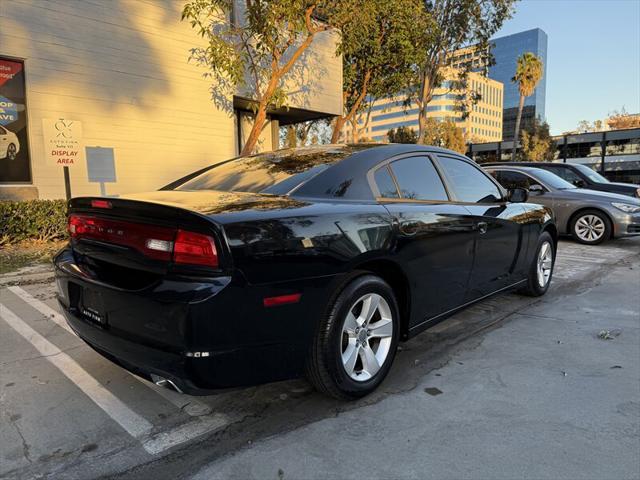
left=54, top=247, right=331, bottom=393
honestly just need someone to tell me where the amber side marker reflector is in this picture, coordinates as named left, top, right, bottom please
left=91, top=199, right=112, bottom=209
left=263, top=293, right=302, bottom=308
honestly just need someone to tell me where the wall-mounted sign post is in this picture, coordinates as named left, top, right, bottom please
left=86, top=146, right=116, bottom=196
left=42, top=118, right=83, bottom=200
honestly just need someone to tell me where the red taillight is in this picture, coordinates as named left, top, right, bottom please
left=67, top=215, right=219, bottom=268
left=68, top=214, right=175, bottom=261
left=91, top=199, right=112, bottom=209
left=173, top=229, right=218, bottom=268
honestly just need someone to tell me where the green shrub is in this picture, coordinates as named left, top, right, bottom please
left=0, top=199, right=68, bottom=245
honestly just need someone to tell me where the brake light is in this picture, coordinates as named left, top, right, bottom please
left=173, top=229, right=218, bottom=268
left=91, top=199, right=112, bottom=209
left=67, top=215, right=219, bottom=268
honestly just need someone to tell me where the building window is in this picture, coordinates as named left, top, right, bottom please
left=372, top=119, right=419, bottom=132
left=372, top=108, right=420, bottom=122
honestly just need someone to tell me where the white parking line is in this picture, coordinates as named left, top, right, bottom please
left=0, top=303, right=153, bottom=440
left=7, top=286, right=212, bottom=416
left=142, top=414, right=230, bottom=455
left=1, top=301, right=232, bottom=455
left=8, top=285, right=75, bottom=335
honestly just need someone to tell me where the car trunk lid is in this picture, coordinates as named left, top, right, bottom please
left=68, top=194, right=235, bottom=290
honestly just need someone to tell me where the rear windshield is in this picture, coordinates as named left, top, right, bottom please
left=174, top=145, right=377, bottom=195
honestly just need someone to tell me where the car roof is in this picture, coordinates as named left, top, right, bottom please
left=294, top=143, right=473, bottom=200
left=482, top=165, right=549, bottom=174
left=482, top=161, right=573, bottom=167
left=164, top=143, right=473, bottom=201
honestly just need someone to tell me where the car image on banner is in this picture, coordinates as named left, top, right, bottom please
left=0, top=57, right=31, bottom=182
left=0, top=125, right=20, bottom=160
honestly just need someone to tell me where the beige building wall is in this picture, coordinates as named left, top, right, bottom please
left=0, top=1, right=340, bottom=200
left=355, top=70, right=503, bottom=144
left=278, top=29, right=343, bottom=117
left=466, top=75, right=504, bottom=142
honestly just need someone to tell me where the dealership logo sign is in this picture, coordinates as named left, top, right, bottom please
left=43, top=118, right=83, bottom=166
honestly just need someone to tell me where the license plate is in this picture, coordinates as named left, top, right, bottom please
left=80, top=288, right=106, bottom=326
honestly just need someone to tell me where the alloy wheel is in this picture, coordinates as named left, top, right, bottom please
left=340, top=293, right=393, bottom=382
left=575, top=214, right=605, bottom=242
left=536, top=241, right=553, bottom=288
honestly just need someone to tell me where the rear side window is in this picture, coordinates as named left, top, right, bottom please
left=374, top=167, right=399, bottom=198
left=545, top=165, right=582, bottom=184
left=388, top=156, right=448, bottom=201
left=437, top=156, right=501, bottom=203
left=490, top=170, right=543, bottom=190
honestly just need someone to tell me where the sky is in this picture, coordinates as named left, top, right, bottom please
left=494, top=0, right=640, bottom=134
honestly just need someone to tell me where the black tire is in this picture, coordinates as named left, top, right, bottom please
left=570, top=209, right=611, bottom=245
left=519, top=231, right=555, bottom=297
left=305, top=274, right=400, bottom=400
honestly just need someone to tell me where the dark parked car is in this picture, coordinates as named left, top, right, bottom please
left=483, top=162, right=640, bottom=198
left=485, top=165, right=640, bottom=245
left=55, top=144, right=557, bottom=399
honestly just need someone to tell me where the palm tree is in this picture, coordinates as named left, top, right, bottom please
left=511, top=53, right=544, bottom=161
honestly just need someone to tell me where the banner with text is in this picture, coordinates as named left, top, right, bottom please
left=0, top=57, right=32, bottom=183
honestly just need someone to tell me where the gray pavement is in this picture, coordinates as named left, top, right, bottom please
left=1, top=238, right=639, bottom=479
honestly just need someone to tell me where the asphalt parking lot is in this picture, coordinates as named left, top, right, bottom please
left=1, top=238, right=639, bottom=480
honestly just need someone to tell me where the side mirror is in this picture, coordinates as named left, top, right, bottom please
left=573, top=179, right=585, bottom=188
left=508, top=187, right=528, bottom=203
left=529, top=184, right=545, bottom=195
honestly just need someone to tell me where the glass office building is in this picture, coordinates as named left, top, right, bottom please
left=489, top=28, right=548, bottom=140
left=451, top=28, right=548, bottom=141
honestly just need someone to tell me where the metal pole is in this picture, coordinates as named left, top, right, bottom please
left=497, top=141, right=501, bottom=162
left=563, top=135, right=567, bottom=163
left=600, top=131, right=606, bottom=175
left=63, top=166, right=72, bottom=200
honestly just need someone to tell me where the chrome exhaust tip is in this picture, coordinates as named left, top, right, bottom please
left=150, top=374, right=184, bottom=394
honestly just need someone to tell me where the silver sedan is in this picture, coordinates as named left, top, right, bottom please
left=485, top=165, right=640, bottom=245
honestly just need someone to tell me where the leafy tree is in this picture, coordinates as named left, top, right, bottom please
left=520, top=118, right=554, bottom=161
left=182, top=0, right=331, bottom=156
left=575, top=119, right=604, bottom=133
left=511, top=52, right=544, bottom=160
left=329, top=0, right=430, bottom=143
left=421, top=118, right=466, bottom=153
left=407, top=0, right=516, bottom=144
left=387, top=126, right=418, bottom=144
left=280, top=118, right=332, bottom=148
left=607, top=107, right=640, bottom=130
left=282, top=125, right=299, bottom=148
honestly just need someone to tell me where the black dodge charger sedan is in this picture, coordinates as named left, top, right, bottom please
left=54, top=144, right=557, bottom=399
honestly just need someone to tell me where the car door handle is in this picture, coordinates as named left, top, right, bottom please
left=476, top=222, right=488, bottom=234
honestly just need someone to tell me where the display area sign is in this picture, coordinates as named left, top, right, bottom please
left=0, top=57, right=32, bottom=183
left=42, top=118, right=83, bottom=166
